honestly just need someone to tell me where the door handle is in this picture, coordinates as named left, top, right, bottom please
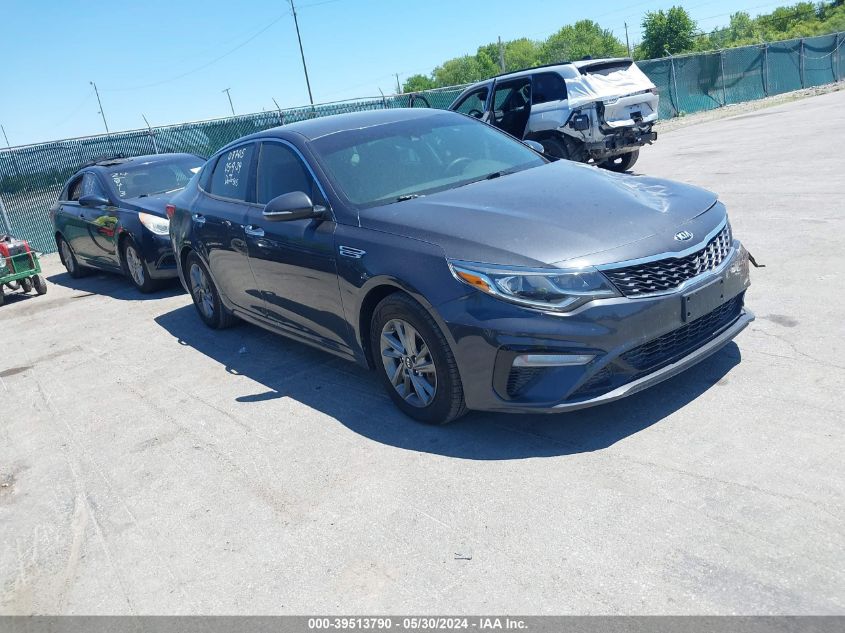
left=222, top=220, right=232, bottom=228
left=244, top=225, right=264, bottom=237
left=192, top=213, right=206, bottom=225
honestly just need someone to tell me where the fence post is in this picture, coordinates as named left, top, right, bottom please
left=763, top=44, right=769, bottom=96
left=799, top=38, right=805, bottom=88
left=669, top=55, right=680, bottom=116
left=836, top=32, right=841, bottom=82
left=0, top=193, right=11, bottom=235
left=719, top=50, right=728, bottom=106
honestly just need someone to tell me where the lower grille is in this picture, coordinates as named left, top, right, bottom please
left=506, top=367, right=543, bottom=397
left=621, top=294, right=743, bottom=372
left=604, top=223, right=732, bottom=296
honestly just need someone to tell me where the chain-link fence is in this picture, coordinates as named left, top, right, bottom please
left=2, top=32, right=843, bottom=253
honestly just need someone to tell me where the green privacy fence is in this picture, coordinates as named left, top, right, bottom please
left=1, top=32, right=843, bottom=254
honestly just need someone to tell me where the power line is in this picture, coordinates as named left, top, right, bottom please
left=102, top=12, right=289, bottom=92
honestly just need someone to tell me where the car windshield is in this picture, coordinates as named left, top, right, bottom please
left=310, top=114, right=545, bottom=208
left=108, top=156, right=203, bottom=199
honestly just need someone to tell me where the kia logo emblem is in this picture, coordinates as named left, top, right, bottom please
left=674, top=230, right=694, bottom=241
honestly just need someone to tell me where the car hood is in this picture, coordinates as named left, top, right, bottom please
left=121, top=193, right=175, bottom=217
left=358, top=161, right=720, bottom=267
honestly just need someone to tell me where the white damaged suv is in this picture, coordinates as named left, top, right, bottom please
left=448, top=58, right=659, bottom=171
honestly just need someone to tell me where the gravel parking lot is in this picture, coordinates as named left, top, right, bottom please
left=1, top=90, right=843, bottom=615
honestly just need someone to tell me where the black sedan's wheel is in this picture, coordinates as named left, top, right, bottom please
left=600, top=149, right=639, bottom=172
left=57, top=236, right=86, bottom=278
left=121, top=237, right=159, bottom=293
left=186, top=252, right=237, bottom=329
left=370, top=293, right=467, bottom=425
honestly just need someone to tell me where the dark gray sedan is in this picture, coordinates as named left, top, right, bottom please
left=168, top=109, right=753, bottom=424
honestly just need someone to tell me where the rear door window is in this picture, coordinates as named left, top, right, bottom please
left=209, top=143, right=255, bottom=201
left=532, top=72, right=568, bottom=104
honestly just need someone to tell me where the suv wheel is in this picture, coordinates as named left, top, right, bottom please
left=600, top=149, right=639, bottom=172
left=370, top=293, right=467, bottom=425
left=186, top=252, right=237, bottom=329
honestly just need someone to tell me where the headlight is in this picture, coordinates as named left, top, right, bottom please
left=138, top=212, right=170, bottom=236
left=449, top=260, right=618, bottom=312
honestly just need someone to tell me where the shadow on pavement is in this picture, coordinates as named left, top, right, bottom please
left=47, top=270, right=184, bottom=301
left=155, top=304, right=741, bottom=460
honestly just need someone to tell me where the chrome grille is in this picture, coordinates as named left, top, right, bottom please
left=603, top=224, right=732, bottom=297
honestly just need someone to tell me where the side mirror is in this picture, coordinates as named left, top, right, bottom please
left=569, top=113, right=590, bottom=131
left=262, top=191, right=324, bottom=222
left=79, top=194, right=110, bottom=207
left=523, top=140, right=545, bottom=154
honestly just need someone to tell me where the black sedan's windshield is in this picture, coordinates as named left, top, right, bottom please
left=108, top=156, right=203, bottom=199
left=311, top=115, right=545, bottom=208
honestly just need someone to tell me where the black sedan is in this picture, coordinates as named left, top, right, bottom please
left=50, top=153, right=204, bottom=292
left=169, top=109, right=753, bottom=424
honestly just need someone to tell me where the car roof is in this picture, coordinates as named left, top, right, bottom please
left=229, top=108, right=463, bottom=145
left=80, top=152, right=201, bottom=173
left=461, top=57, right=632, bottom=86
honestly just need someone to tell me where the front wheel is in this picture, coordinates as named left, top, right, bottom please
left=57, top=236, right=87, bottom=278
left=600, top=149, right=639, bottom=172
left=370, top=293, right=467, bottom=425
left=122, top=237, right=159, bottom=293
left=186, top=252, right=237, bottom=329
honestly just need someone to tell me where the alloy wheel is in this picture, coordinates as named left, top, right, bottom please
left=125, top=245, right=145, bottom=287
left=60, top=240, right=75, bottom=273
left=380, top=318, right=437, bottom=407
left=189, top=263, right=215, bottom=320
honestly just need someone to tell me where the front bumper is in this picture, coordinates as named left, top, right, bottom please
left=140, top=231, right=178, bottom=279
left=436, top=243, right=752, bottom=414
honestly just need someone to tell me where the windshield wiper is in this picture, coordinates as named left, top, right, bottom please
left=396, top=194, right=423, bottom=202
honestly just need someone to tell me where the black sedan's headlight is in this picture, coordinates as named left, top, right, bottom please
left=449, top=260, right=619, bottom=312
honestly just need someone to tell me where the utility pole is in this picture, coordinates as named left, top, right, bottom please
left=142, top=114, right=159, bottom=154
left=0, top=125, right=10, bottom=149
left=289, top=0, right=314, bottom=105
left=498, top=36, right=506, bottom=72
left=395, top=73, right=401, bottom=94
left=624, top=22, right=632, bottom=57
left=272, top=97, right=286, bottom=126
left=222, top=88, right=235, bottom=116
left=90, top=81, right=111, bottom=136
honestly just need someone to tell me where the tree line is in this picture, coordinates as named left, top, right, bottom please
left=403, top=1, right=845, bottom=92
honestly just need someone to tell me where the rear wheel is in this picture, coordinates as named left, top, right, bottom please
left=33, top=275, right=47, bottom=295
left=186, top=252, right=237, bottom=329
left=370, top=293, right=467, bottom=425
left=121, top=237, right=159, bottom=293
left=600, top=149, right=639, bottom=172
left=57, top=236, right=86, bottom=278
left=19, top=277, right=33, bottom=293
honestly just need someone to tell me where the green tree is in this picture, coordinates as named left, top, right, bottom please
left=402, top=74, right=436, bottom=93
left=539, top=20, right=627, bottom=64
left=432, top=53, right=498, bottom=86
left=641, top=6, right=698, bottom=58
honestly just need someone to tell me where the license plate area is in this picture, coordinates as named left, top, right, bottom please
left=682, top=267, right=745, bottom=322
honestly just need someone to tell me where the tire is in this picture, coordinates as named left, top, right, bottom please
left=32, top=275, right=47, bottom=295
left=600, top=149, right=639, bottom=172
left=369, top=293, right=467, bottom=425
left=185, top=251, right=237, bottom=329
left=121, top=237, right=159, bottom=293
left=538, top=136, right=571, bottom=161
left=57, top=235, right=87, bottom=278
left=19, top=277, right=33, bottom=293
left=0, top=285, right=4, bottom=307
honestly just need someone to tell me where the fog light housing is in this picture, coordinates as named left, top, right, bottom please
left=512, top=353, right=595, bottom=367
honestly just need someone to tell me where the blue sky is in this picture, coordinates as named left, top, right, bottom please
left=1, top=0, right=789, bottom=146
